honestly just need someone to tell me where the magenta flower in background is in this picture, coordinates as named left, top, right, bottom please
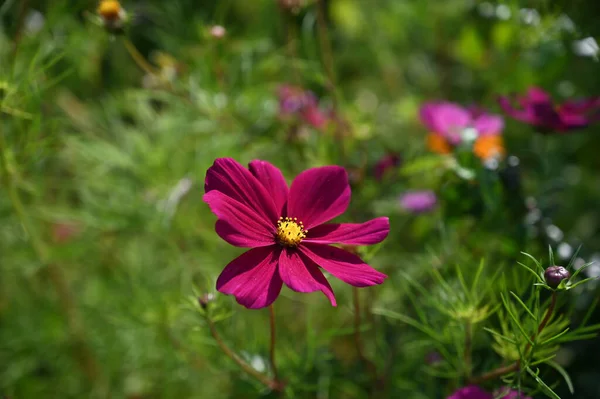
left=399, top=190, right=437, bottom=213
left=447, top=386, right=492, bottom=399
left=420, top=101, right=504, bottom=144
left=203, top=158, right=389, bottom=309
left=278, top=85, right=329, bottom=129
left=498, top=87, right=600, bottom=132
left=373, top=153, right=402, bottom=180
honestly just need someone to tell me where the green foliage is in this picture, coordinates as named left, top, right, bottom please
left=2, top=1, right=600, bottom=398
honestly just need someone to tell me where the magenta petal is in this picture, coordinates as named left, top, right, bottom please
left=526, top=87, right=551, bottom=103
left=447, top=386, right=492, bottom=399
left=204, top=191, right=276, bottom=247
left=278, top=248, right=336, bottom=306
left=204, top=158, right=279, bottom=224
left=249, top=160, right=289, bottom=216
left=428, top=102, right=471, bottom=144
left=498, top=96, right=529, bottom=122
left=304, top=217, right=390, bottom=246
left=473, top=114, right=504, bottom=136
left=287, top=166, right=350, bottom=229
left=216, top=246, right=283, bottom=309
left=300, top=243, right=386, bottom=287
left=419, top=102, right=438, bottom=131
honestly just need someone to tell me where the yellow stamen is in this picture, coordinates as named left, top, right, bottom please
left=276, top=217, right=307, bottom=247
left=426, top=133, right=452, bottom=155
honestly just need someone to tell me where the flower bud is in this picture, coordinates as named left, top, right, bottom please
left=544, top=265, right=570, bottom=288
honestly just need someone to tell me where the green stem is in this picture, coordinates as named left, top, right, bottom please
left=352, top=287, right=378, bottom=380
left=0, top=127, right=99, bottom=383
left=464, top=321, right=473, bottom=379
left=206, top=313, right=281, bottom=391
left=269, top=304, right=280, bottom=383
left=122, top=38, right=158, bottom=76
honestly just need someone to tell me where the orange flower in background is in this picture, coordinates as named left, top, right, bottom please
left=97, top=0, right=122, bottom=21
left=426, top=133, right=452, bottom=155
left=473, top=135, right=505, bottom=161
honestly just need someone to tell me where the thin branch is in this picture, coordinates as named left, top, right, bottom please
left=206, top=315, right=281, bottom=391
left=122, top=38, right=158, bottom=76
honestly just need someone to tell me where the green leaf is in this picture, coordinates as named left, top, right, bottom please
left=500, top=293, right=534, bottom=346
left=526, top=366, right=561, bottom=399
left=546, top=360, right=575, bottom=394
left=510, top=291, right=537, bottom=321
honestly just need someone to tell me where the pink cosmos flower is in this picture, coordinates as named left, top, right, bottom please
left=203, top=158, right=389, bottom=309
left=420, top=102, right=504, bottom=145
left=399, top=190, right=437, bottom=213
left=498, top=87, right=600, bottom=132
left=447, top=386, right=492, bottom=399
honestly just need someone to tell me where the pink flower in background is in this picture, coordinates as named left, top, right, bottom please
left=399, top=190, right=437, bottom=213
left=498, top=87, right=600, bottom=132
left=373, top=153, right=401, bottom=180
left=420, top=101, right=504, bottom=144
left=447, top=386, right=492, bottom=399
left=278, top=85, right=330, bottom=129
left=203, top=158, right=389, bottom=309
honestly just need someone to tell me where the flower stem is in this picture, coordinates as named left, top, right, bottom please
left=269, top=304, right=280, bottom=383
left=468, top=292, right=557, bottom=384
left=122, top=38, right=158, bottom=76
left=0, top=127, right=99, bottom=383
left=464, top=321, right=473, bottom=379
left=352, top=287, right=378, bottom=379
left=206, top=313, right=281, bottom=391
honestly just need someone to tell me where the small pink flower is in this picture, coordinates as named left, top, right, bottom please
left=203, top=158, right=389, bottom=309
left=209, top=25, right=226, bottom=39
left=498, top=86, right=600, bottom=132
left=420, top=102, right=504, bottom=144
left=399, top=191, right=437, bottom=213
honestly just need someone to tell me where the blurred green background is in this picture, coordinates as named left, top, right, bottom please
left=1, top=0, right=600, bottom=398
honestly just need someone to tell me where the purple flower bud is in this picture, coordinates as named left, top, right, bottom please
left=399, top=190, right=437, bottom=213
left=544, top=265, right=570, bottom=288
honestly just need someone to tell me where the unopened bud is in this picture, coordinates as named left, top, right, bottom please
left=544, top=265, right=570, bottom=288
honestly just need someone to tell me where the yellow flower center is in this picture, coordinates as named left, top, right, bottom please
left=97, top=0, right=123, bottom=21
left=276, top=217, right=307, bottom=247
